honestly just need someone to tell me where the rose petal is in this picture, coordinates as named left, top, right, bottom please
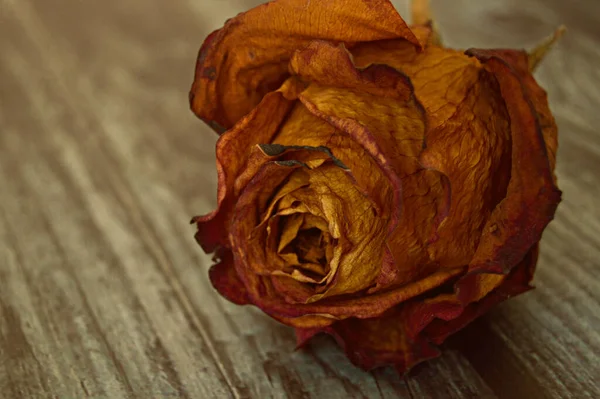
left=403, top=243, right=539, bottom=343
left=418, top=65, right=513, bottom=268
left=208, top=248, right=250, bottom=305
left=190, top=0, right=421, bottom=131
left=425, top=244, right=539, bottom=345
left=466, top=49, right=558, bottom=175
left=235, top=158, right=387, bottom=301
left=226, top=101, right=466, bottom=321
left=289, top=41, right=413, bottom=101
left=351, top=43, right=482, bottom=130
left=233, top=151, right=465, bottom=321
left=300, top=165, right=387, bottom=300
left=277, top=213, right=306, bottom=253
left=296, top=307, right=440, bottom=372
left=271, top=273, right=316, bottom=304
left=241, top=146, right=347, bottom=278
left=461, top=51, right=561, bottom=276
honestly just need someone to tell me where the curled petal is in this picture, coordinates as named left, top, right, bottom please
left=233, top=146, right=465, bottom=321
left=289, top=41, right=413, bottom=101
left=191, top=0, right=421, bottom=131
left=470, top=49, right=559, bottom=176
left=292, top=42, right=427, bottom=232
left=351, top=43, right=481, bottom=130
left=425, top=245, right=539, bottom=345
left=462, top=50, right=561, bottom=277
left=208, top=248, right=250, bottom=305
left=274, top=100, right=396, bottom=224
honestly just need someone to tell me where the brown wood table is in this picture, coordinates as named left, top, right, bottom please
left=0, top=0, right=598, bottom=398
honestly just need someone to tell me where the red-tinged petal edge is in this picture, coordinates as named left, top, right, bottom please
left=465, top=49, right=559, bottom=174
left=461, top=48, right=561, bottom=278
left=296, top=307, right=441, bottom=373
left=209, top=248, right=250, bottom=305
left=424, top=244, right=539, bottom=345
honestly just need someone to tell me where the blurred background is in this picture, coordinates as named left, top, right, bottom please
left=0, top=1, right=598, bottom=398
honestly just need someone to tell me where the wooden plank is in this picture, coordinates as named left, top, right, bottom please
left=0, top=0, right=598, bottom=398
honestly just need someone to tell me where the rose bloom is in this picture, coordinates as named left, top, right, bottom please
left=189, top=0, right=561, bottom=373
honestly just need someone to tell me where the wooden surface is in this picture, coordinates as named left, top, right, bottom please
left=0, top=0, right=598, bottom=398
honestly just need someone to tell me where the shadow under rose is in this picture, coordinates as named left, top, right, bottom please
left=444, top=310, right=551, bottom=399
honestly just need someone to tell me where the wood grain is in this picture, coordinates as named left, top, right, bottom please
left=0, top=0, right=598, bottom=398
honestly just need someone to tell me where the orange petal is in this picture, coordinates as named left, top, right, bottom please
left=190, top=0, right=421, bottom=131
left=232, top=151, right=464, bottom=320
left=299, top=165, right=387, bottom=300
left=462, top=50, right=561, bottom=277
left=418, top=64, right=513, bottom=268
left=351, top=43, right=482, bottom=130
left=476, top=49, right=559, bottom=177
left=295, top=65, right=427, bottom=234
left=239, top=147, right=345, bottom=278
left=237, top=159, right=387, bottom=301
left=353, top=42, right=528, bottom=270
left=289, top=41, right=413, bottom=101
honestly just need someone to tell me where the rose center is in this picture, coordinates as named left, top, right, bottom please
left=273, top=213, right=335, bottom=282
left=283, top=227, right=327, bottom=266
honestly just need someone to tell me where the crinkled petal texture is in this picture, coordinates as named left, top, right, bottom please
left=191, top=0, right=560, bottom=374
left=190, top=0, right=421, bottom=132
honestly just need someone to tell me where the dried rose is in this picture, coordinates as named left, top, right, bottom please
left=189, top=0, right=562, bottom=373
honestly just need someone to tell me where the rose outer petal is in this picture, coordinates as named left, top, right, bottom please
left=468, top=50, right=558, bottom=176
left=208, top=248, right=250, bottom=305
left=190, top=0, right=421, bottom=132
left=418, top=65, right=513, bottom=268
left=423, top=244, right=539, bottom=345
left=296, top=306, right=441, bottom=373
left=289, top=41, right=413, bottom=102
left=461, top=50, right=561, bottom=277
